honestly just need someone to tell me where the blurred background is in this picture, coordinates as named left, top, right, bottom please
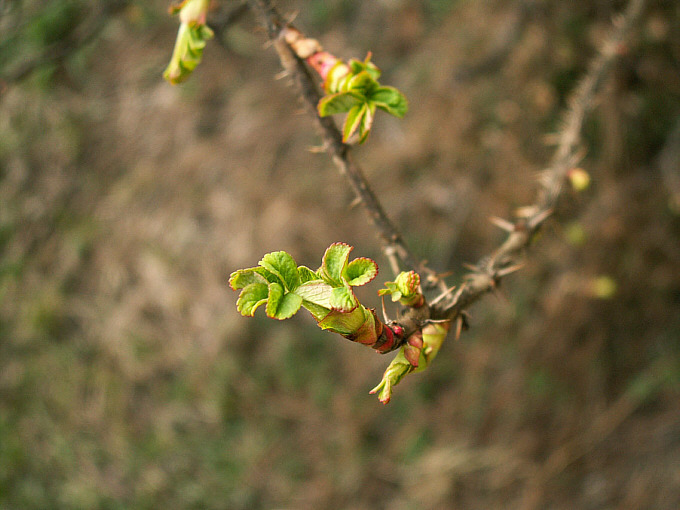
left=1, top=0, right=679, bottom=508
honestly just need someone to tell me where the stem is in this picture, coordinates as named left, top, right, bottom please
left=433, top=0, right=647, bottom=322
left=247, top=0, right=441, bottom=286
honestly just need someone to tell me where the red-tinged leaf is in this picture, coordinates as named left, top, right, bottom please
left=259, top=251, right=300, bottom=291
left=320, top=243, right=352, bottom=285
left=229, top=268, right=268, bottom=290
left=236, top=282, right=269, bottom=316
left=357, top=102, right=376, bottom=144
left=330, top=285, right=357, bottom=312
left=342, top=103, right=366, bottom=143
left=344, top=257, right=378, bottom=287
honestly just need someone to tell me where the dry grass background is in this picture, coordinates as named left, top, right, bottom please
left=1, top=0, right=680, bottom=508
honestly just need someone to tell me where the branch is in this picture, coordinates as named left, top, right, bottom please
left=433, top=0, right=647, bottom=322
left=246, top=0, right=444, bottom=288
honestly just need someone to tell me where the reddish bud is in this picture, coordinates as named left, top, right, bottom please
left=307, top=51, right=339, bottom=80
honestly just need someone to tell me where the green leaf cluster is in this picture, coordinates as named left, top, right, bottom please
left=317, top=55, right=408, bottom=143
left=229, top=243, right=378, bottom=328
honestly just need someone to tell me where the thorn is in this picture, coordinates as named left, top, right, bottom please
left=284, top=11, right=299, bottom=24
left=490, top=216, right=516, bottom=232
left=528, top=208, right=553, bottom=229
left=451, top=284, right=466, bottom=305
left=429, top=285, right=457, bottom=307
left=496, top=263, right=525, bottom=278
left=455, top=316, right=464, bottom=341
left=515, top=205, right=539, bottom=219
left=349, top=196, right=362, bottom=209
left=462, top=262, right=480, bottom=273
left=307, top=145, right=327, bottom=153
left=423, top=318, right=452, bottom=326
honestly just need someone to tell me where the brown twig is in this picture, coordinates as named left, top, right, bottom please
left=246, top=0, right=444, bottom=288
left=432, top=0, right=647, bottom=322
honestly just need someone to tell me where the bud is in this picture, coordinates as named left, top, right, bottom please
left=403, top=332, right=424, bottom=367
left=589, top=275, right=617, bottom=299
left=307, top=52, right=340, bottom=79
left=568, top=167, right=591, bottom=191
left=178, top=0, right=209, bottom=26
left=370, top=323, right=450, bottom=403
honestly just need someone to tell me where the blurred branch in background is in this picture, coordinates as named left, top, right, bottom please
left=436, top=0, right=647, bottom=319
left=0, top=0, right=130, bottom=91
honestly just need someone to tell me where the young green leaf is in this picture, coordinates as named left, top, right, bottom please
left=348, top=55, right=381, bottom=81
left=357, top=101, right=376, bottom=144
left=265, top=282, right=301, bottom=319
left=229, top=268, right=268, bottom=290
left=317, top=307, right=368, bottom=336
left=318, top=91, right=363, bottom=117
left=163, top=0, right=214, bottom=85
left=265, top=282, right=303, bottom=320
left=268, top=287, right=303, bottom=320
left=294, top=280, right=334, bottom=309
left=320, top=243, right=352, bottom=285
left=301, top=301, right=331, bottom=321
left=298, top=265, right=321, bottom=284
left=378, top=281, right=402, bottom=302
left=236, top=282, right=269, bottom=316
left=344, top=257, right=378, bottom=287
left=370, top=86, right=408, bottom=118
left=330, top=285, right=357, bottom=312
left=347, top=71, right=379, bottom=96
left=259, top=251, right=300, bottom=291
left=342, top=103, right=367, bottom=143
left=324, top=60, right=351, bottom=93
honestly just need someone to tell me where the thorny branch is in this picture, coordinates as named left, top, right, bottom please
left=246, top=0, right=646, bottom=345
left=246, top=0, right=444, bottom=290
left=433, top=0, right=647, bottom=323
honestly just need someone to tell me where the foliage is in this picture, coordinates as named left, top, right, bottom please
left=163, top=0, right=214, bottom=84
left=314, top=53, right=408, bottom=143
